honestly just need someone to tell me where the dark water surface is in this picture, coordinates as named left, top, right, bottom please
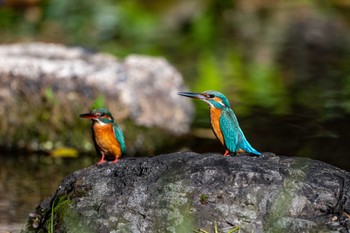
left=0, top=153, right=93, bottom=232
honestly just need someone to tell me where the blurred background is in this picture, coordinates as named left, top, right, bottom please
left=1, top=0, right=350, bottom=231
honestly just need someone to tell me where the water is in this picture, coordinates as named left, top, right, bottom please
left=0, top=153, right=94, bottom=232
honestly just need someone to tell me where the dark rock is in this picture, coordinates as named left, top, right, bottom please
left=0, top=43, right=193, bottom=152
left=25, top=152, right=350, bottom=233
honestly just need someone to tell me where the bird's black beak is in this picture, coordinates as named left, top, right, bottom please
left=79, top=113, right=96, bottom=119
left=177, top=92, right=206, bottom=100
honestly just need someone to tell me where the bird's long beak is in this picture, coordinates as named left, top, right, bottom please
left=79, top=113, right=96, bottom=119
left=177, top=91, right=205, bottom=100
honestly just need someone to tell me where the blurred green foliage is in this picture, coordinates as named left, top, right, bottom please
left=91, top=94, right=106, bottom=110
left=2, top=0, right=350, bottom=167
left=2, top=0, right=350, bottom=115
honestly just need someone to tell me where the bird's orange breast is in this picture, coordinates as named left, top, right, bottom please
left=210, top=107, right=224, bottom=146
left=92, top=123, right=122, bottom=158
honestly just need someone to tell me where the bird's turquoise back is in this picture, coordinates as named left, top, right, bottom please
left=113, top=123, right=126, bottom=155
left=220, top=108, right=261, bottom=155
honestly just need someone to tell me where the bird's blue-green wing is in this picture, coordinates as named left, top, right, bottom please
left=221, top=108, right=261, bottom=155
left=219, top=109, right=239, bottom=153
left=113, top=123, right=126, bottom=154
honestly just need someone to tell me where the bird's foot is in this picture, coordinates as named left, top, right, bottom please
left=97, top=159, right=107, bottom=165
left=223, top=150, right=230, bottom=156
left=112, top=157, right=119, bottom=164
left=97, top=154, right=107, bottom=165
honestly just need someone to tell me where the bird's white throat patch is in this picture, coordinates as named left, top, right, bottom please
left=203, top=99, right=214, bottom=107
left=94, top=118, right=107, bottom=126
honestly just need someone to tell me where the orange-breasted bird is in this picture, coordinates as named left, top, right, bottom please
left=80, top=108, right=126, bottom=164
left=178, top=90, right=261, bottom=156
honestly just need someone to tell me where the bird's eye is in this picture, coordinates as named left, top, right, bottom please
left=203, top=93, right=215, bottom=98
left=100, top=113, right=105, bottom=116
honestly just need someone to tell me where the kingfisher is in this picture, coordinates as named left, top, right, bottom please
left=178, top=90, right=261, bottom=156
left=80, top=108, right=126, bottom=164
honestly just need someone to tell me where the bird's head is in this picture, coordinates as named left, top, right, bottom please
left=79, top=108, right=114, bottom=124
left=178, top=90, right=230, bottom=109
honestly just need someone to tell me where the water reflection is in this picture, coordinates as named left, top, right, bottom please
left=0, top=153, right=93, bottom=232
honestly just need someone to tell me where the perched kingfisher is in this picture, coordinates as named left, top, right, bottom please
left=178, top=90, right=261, bottom=156
left=80, top=108, right=126, bottom=164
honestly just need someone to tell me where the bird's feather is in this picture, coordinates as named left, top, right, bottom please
left=220, top=108, right=260, bottom=155
left=220, top=109, right=239, bottom=152
left=210, top=108, right=225, bottom=145
left=113, top=123, right=126, bottom=155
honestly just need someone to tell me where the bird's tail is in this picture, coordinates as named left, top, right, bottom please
left=240, top=140, right=261, bottom=156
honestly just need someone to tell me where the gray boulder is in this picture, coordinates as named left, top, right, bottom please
left=26, top=152, right=350, bottom=233
left=0, top=43, right=193, bottom=152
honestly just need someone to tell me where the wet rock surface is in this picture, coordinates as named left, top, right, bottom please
left=26, top=152, right=350, bottom=233
left=0, top=43, right=193, bottom=152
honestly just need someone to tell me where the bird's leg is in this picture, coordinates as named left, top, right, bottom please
left=112, top=156, right=119, bottom=164
left=223, top=150, right=230, bottom=156
left=97, top=153, right=107, bottom=165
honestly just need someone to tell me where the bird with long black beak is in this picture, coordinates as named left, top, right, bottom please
left=178, top=90, right=261, bottom=156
